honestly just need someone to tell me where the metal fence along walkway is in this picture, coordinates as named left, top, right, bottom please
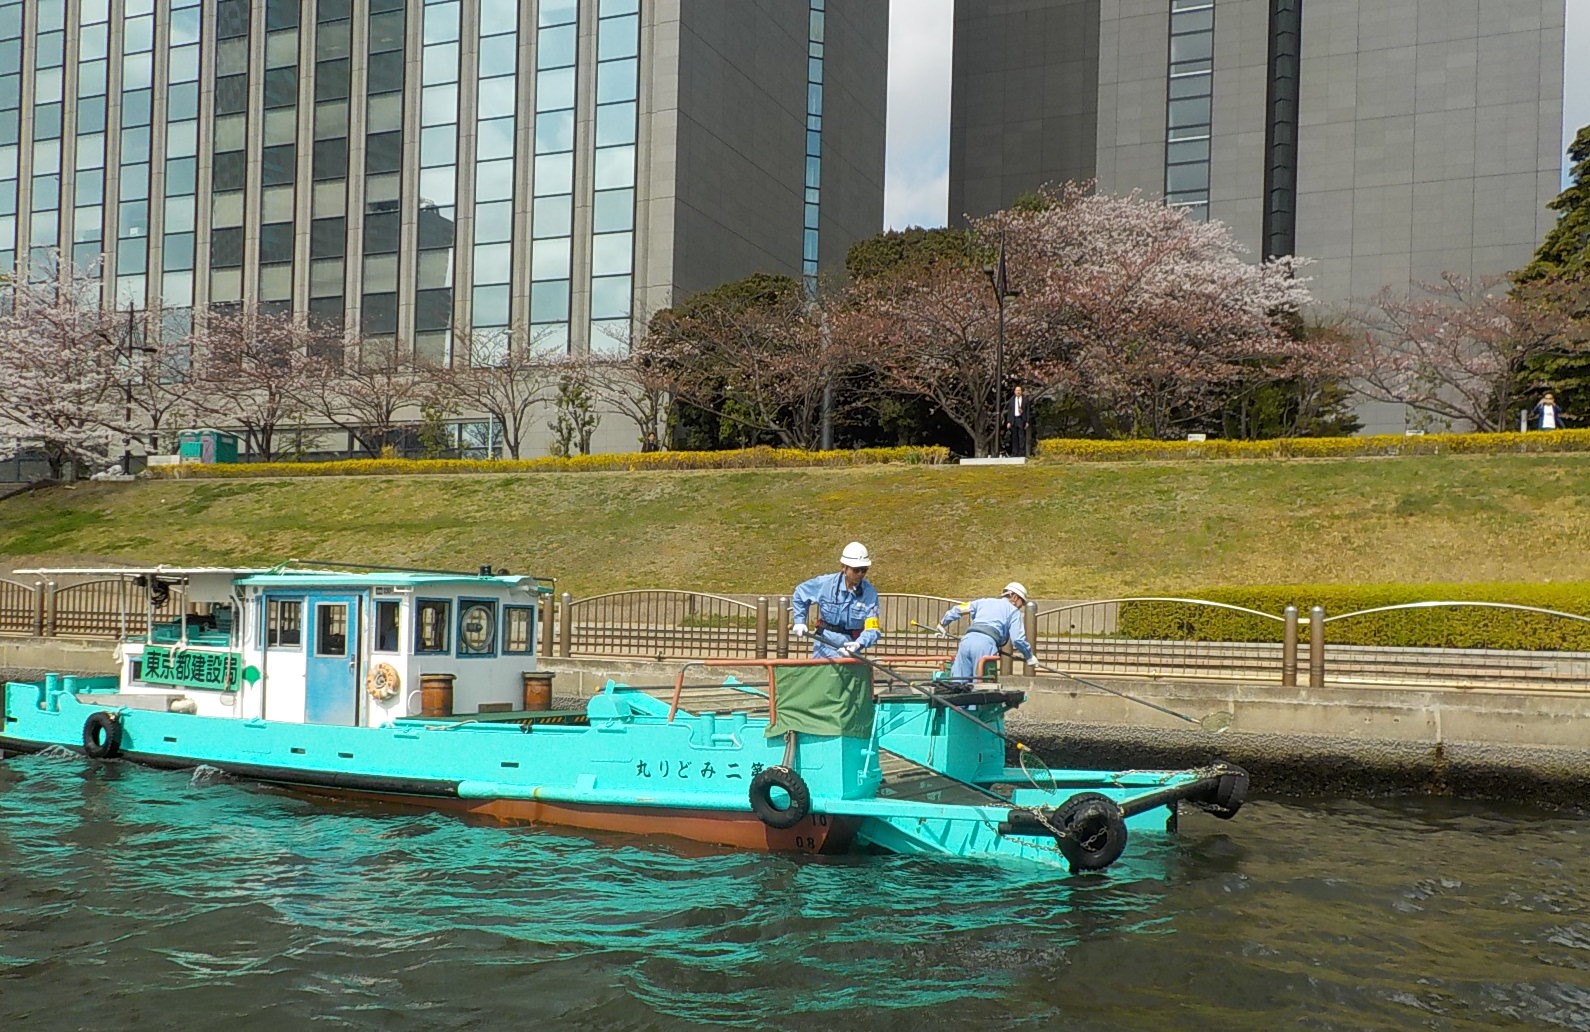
left=3, top=581, right=1587, bottom=694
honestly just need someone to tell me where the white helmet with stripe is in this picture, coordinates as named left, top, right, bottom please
left=840, top=541, right=872, bottom=568
left=1002, top=582, right=1029, bottom=603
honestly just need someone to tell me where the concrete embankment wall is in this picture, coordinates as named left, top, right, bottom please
left=7, top=641, right=1586, bottom=803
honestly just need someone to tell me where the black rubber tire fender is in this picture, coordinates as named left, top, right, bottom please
left=82, top=711, right=123, bottom=760
left=1052, top=791, right=1128, bottom=872
left=748, top=765, right=811, bottom=830
left=1200, top=763, right=1250, bottom=820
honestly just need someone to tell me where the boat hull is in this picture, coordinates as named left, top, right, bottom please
left=292, top=784, right=861, bottom=854
left=3, top=678, right=1243, bottom=873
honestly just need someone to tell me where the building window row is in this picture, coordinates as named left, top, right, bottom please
left=7, top=0, right=657, bottom=364
left=802, top=0, right=825, bottom=292
left=588, top=0, right=639, bottom=349
left=1164, top=0, right=1213, bottom=222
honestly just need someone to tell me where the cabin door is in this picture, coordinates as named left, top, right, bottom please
left=304, top=593, right=361, bottom=724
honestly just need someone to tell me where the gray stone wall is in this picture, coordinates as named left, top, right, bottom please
left=949, top=0, right=1102, bottom=224
left=1294, top=0, right=1566, bottom=308
left=816, top=0, right=889, bottom=279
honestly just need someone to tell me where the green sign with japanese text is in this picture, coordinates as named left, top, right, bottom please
left=141, top=645, right=242, bottom=692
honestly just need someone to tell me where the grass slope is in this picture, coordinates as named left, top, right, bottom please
left=1, top=453, right=1586, bottom=597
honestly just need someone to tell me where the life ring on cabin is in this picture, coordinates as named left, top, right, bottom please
left=749, top=765, right=811, bottom=829
left=82, top=712, right=123, bottom=760
left=1049, top=791, right=1128, bottom=872
left=365, top=662, right=402, bottom=702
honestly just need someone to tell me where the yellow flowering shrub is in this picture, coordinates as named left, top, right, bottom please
left=147, top=444, right=952, bottom=479
left=1036, top=428, right=1590, bottom=462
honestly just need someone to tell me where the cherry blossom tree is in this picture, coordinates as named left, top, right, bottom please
left=829, top=262, right=1020, bottom=456
left=638, top=273, right=845, bottom=449
left=832, top=185, right=1321, bottom=447
left=300, top=335, right=428, bottom=457
left=437, top=326, right=561, bottom=459
left=0, top=254, right=125, bottom=477
left=129, top=306, right=204, bottom=457
left=192, top=304, right=327, bottom=462
left=585, top=352, right=670, bottom=449
left=992, top=184, right=1316, bottom=438
left=1350, top=273, right=1589, bottom=432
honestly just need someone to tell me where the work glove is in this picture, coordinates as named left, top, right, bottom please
left=792, top=622, right=808, bottom=638
left=839, top=641, right=860, bottom=656
left=936, top=625, right=951, bottom=639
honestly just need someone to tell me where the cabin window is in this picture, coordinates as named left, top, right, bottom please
left=314, top=603, right=350, bottom=657
left=266, top=598, right=303, bottom=648
left=457, top=599, right=497, bottom=657
left=374, top=599, right=400, bottom=652
left=503, top=605, right=534, bottom=654
left=415, top=598, right=450, bottom=653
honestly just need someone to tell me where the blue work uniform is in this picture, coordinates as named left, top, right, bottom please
left=791, top=572, right=881, bottom=659
left=940, top=597, right=1033, bottom=680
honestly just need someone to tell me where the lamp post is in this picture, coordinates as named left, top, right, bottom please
left=121, top=303, right=157, bottom=475
left=983, top=228, right=1020, bottom=457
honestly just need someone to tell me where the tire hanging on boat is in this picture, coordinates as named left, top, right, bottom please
left=82, top=712, right=123, bottom=760
left=748, top=765, right=811, bottom=829
left=365, top=662, right=402, bottom=702
left=1195, top=763, right=1249, bottom=820
left=1049, top=791, right=1128, bottom=872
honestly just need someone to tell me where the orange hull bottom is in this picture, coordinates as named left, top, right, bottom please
left=288, top=785, right=861, bottom=855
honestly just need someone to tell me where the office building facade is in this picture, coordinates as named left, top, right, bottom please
left=1, top=0, right=885, bottom=453
left=950, top=0, right=1566, bottom=309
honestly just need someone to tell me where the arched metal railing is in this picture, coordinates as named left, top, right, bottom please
left=563, top=589, right=766, bottom=658
left=1032, top=597, right=1288, bottom=683
left=0, top=578, right=40, bottom=635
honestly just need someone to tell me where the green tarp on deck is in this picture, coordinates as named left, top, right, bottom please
left=765, top=664, right=874, bottom=739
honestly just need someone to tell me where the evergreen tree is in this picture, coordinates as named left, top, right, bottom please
left=1520, top=125, right=1590, bottom=283
left=1515, top=125, right=1590, bottom=418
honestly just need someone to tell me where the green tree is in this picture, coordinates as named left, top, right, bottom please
left=547, top=367, right=599, bottom=458
left=844, top=226, right=979, bottom=283
left=417, top=400, right=452, bottom=458
left=1514, top=125, right=1590, bottom=420
left=1520, top=125, right=1590, bottom=283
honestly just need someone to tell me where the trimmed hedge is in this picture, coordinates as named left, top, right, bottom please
left=1036, top=428, right=1590, bottom=462
left=1116, top=584, right=1590, bottom=651
left=148, top=444, right=952, bottom=479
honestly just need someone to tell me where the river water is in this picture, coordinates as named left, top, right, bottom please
left=1, top=750, right=1586, bottom=1032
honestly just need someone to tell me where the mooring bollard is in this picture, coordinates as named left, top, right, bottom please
left=1308, top=606, right=1325, bottom=688
left=755, top=597, right=769, bottom=659
left=1282, top=605, right=1298, bottom=687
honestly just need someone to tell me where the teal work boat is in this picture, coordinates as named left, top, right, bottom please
left=0, top=564, right=1247, bottom=874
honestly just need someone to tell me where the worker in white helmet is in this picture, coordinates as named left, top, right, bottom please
left=790, top=541, right=881, bottom=659
left=938, top=582, right=1036, bottom=681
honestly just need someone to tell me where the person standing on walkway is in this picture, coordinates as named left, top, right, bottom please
left=1006, top=386, right=1030, bottom=457
left=790, top=542, right=881, bottom=659
left=1531, top=392, right=1565, bottom=431
left=939, top=582, right=1036, bottom=681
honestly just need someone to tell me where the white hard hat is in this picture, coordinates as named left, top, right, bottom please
left=1002, top=581, right=1029, bottom=601
left=840, top=541, right=872, bottom=568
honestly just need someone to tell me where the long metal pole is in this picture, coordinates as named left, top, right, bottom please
left=121, top=303, right=134, bottom=475
left=994, top=292, right=1004, bottom=458
left=993, top=231, right=1005, bottom=458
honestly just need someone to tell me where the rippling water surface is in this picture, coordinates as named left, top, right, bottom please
left=1, top=750, right=1586, bottom=1031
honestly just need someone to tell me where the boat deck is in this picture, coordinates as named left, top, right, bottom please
left=875, top=748, right=1011, bottom=806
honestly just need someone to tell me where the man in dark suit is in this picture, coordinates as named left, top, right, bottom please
left=1006, top=385, right=1030, bottom=457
